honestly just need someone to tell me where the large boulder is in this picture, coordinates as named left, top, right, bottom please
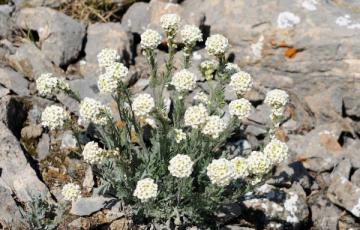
left=0, top=68, right=30, bottom=96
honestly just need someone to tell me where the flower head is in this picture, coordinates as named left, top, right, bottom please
left=200, top=60, right=218, bottom=80
left=264, top=139, right=288, bottom=164
left=36, top=73, right=70, bottom=96
left=160, top=13, right=181, bottom=34
left=133, top=178, right=158, bottom=202
left=193, top=92, right=210, bottom=105
left=82, top=141, right=105, bottom=164
left=229, top=71, right=253, bottom=96
left=97, top=48, right=120, bottom=67
left=231, top=157, right=249, bottom=179
left=184, top=104, right=209, bottom=129
left=174, top=128, right=186, bottom=143
left=206, top=158, right=234, bottom=187
left=98, top=72, right=118, bottom=94
left=132, top=93, right=155, bottom=117
left=105, top=62, right=129, bottom=80
left=168, top=154, right=194, bottom=178
left=202, top=115, right=227, bottom=139
left=228, top=98, right=252, bottom=120
left=140, top=29, right=162, bottom=50
left=41, top=105, right=70, bottom=130
left=264, top=89, right=289, bottom=110
left=247, top=151, right=272, bottom=175
left=224, top=63, right=241, bottom=76
left=171, top=69, right=197, bottom=92
left=180, top=25, right=203, bottom=46
left=61, top=183, right=81, bottom=201
left=79, top=98, right=111, bottom=126
left=205, top=34, right=229, bottom=56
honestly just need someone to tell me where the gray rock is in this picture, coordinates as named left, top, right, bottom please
left=21, top=124, right=43, bottom=140
left=0, top=11, right=12, bottom=39
left=343, top=88, right=360, bottom=118
left=122, top=2, right=149, bottom=34
left=11, top=0, right=70, bottom=8
left=0, top=122, right=51, bottom=202
left=0, top=185, right=24, bottom=227
left=247, top=104, right=271, bottom=125
left=0, top=68, right=30, bottom=96
left=70, top=196, right=116, bottom=216
left=0, top=96, right=27, bottom=138
left=331, top=158, right=351, bottom=180
left=60, top=130, right=77, bottom=150
left=351, top=169, right=360, bottom=187
left=0, top=85, right=10, bottom=97
left=15, top=7, right=86, bottom=67
left=82, top=166, right=94, bottom=193
left=36, top=133, right=50, bottom=160
left=327, top=176, right=360, bottom=218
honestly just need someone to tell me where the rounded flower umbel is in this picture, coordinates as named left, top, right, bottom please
left=229, top=71, right=253, bottom=97
left=133, top=178, right=158, bottom=202
left=140, top=29, right=162, bottom=50
left=168, top=154, right=194, bottom=178
left=36, top=73, right=70, bottom=97
left=132, top=93, right=155, bottom=117
left=79, top=97, right=111, bottom=126
left=264, top=139, right=289, bottom=164
left=41, top=105, right=70, bottom=130
left=184, top=104, right=209, bottom=129
left=206, top=158, right=234, bottom=187
left=231, top=157, right=249, bottom=179
left=171, top=69, right=197, bottom=93
left=224, top=63, right=241, bottom=76
left=174, top=128, right=186, bottom=143
left=264, top=89, right=289, bottom=116
left=205, top=34, right=229, bottom=57
left=202, top=115, right=227, bottom=139
left=98, top=72, right=118, bottom=94
left=106, top=62, right=129, bottom=80
left=229, top=98, right=252, bottom=120
left=180, top=25, right=203, bottom=47
left=247, top=151, right=272, bottom=175
left=62, top=183, right=81, bottom=202
left=193, top=92, right=210, bottom=105
left=97, top=48, right=120, bottom=68
left=82, top=141, right=105, bottom=164
left=200, top=60, right=218, bottom=80
left=160, top=13, right=181, bottom=36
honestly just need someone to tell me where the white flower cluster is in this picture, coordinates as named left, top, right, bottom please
left=106, top=62, right=129, bottom=80
left=206, top=158, right=234, bottom=187
left=98, top=72, right=118, bottom=94
left=36, top=73, right=70, bottom=96
left=247, top=151, right=272, bottom=175
left=184, top=104, right=209, bottom=129
left=133, top=178, right=158, bottom=202
left=97, top=48, right=120, bottom=68
left=200, top=60, right=218, bottom=80
left=193, top=92, right=210, bottom=105
left=132, top=93, right=155, bottom=117
left=61, top=183, right=81, bottom=201
left=140, top=29, right=162, bottom=50
left=229, top=71, right=253, bottom=96
left=205, top=34, right=229, bottom=56
left=174, top=128, right=186, bottom=143
left=229, top=98, right=252, bottom=120
left=171, top=69, right=197, bottom=92
left=41, top=105, right=70, bottom=130
left=82, top=141, right=106, bottom=164
left=168, top=154, right=194, bottom=178
left=160, top=13, right=181, bottom=33
left=264, top=139, right=288, bottom=164
left=224, top=63, right=241, bottom=76
left=231, top=157, right=249, bottom=179
left=264, top=89, right=289, bottom=116
left=79, top=97, right=111, bottom=126
left=201, top=115, right=227, bottom=139
left=180, top=25, right=203, bottom=46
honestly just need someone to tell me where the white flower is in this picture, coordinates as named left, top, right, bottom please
left=82, top=141, right=105, bottom=164
left=174, top=128, right=186, bottom=143
left=206, top=158, right=234, bottom=187
left=61, top=183, right=81, bottom=201
left=105, top=62, right=129, bottom=80
left=180, top=25, right=203, bottom=46
left=79, top=98, right=111, bottom=126
left=201, top=115, right=227, bottom=139
left=41, top=105, right=70, bottom=130
left=247, top=151, right=272, bottom=175
left=132, top=93, right=155, bottom=117
left=184, top=104, right=209, bottom=129
left=36, top=73, right=70, bottom=96
left=171, top=69, right=197, bottom=92
left=229, top=71, right=253, bottom=96
left=98, top=72, right=118, bottom=94
left=168, top=154, right=194, bottom=178
left=224, top=63, right=241, bottom=76
left=228, top=99, right=252, bottom=120
left=97, top=48, right=120, bottom=67
left=205, top=34, right=229, bottom=56
left=264, top=139, right=288, bottom=164
left=200, top=60, right=218, bottom=80
left=160, top=13, right=181, bottom=33
left=140, top=29, right=162, bottom=50
left=133, top=178, right=158, bottom=202
left=231, top=157, right=249, bottom=179
left=264, top=89, right=289, bottom=110
left=193, top=92, right=210, bottom=105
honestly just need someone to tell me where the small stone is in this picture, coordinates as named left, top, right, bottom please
left=36, top=133, right=50, bottom=160
left=21, top=124, right=43, bottom=140
left=70, top=196, right=116, bottom=216
left=82, top=166, right=94, bottom=193
left=351, top=169, right=360, bottom=187
left=0, top=68, right=29, bottom=96
left=331, top=158, right=351, bottom=180
left=60, top=131, right=77, bottom=150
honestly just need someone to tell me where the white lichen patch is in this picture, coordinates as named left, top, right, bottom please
left=301, top=0, right=318, bottom=11
left=351, top=197, right=360, bottom=217
left=277, top=12, right=301, bottom=29
left=336, top=15, right=360, bottom=29
left=251, top=35, right=264, bottom=59
left=284, top=192, right=299, bottom=223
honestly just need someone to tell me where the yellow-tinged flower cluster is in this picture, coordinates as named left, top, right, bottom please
left=229, top=98, right=252, bottom=120
left=174, top=128, right=186, bottom=143
left=194, top=92, right=210, bottom=105
left=229, top=71, right=253, bottom=97
left=171, top=69, right=197, bottom=92
left=180, top=24, right=203, bottom=46
left=61, top=183, right=81, bottom=201
left=205, top=34, right=229, bottom=56
left=231, top=157, right=249, bottom=179
left=132, top=93, right=155, bottom=117
left=160, top=13, right=181, bottom=34
left=206, top=158, right=234, bottom=187
left=264, top=89, right=289, bottom=117
left=184, top=104, right=209, bottom=129
left=79, top=97, right=111, bottom=126
left=36, top=73, right=70, bottom=96
left=168, top=154, right=194, bottom=178
left=201, top=115, right=227, bottom=139
left=97, top=48, right=120, bottom=68
left=247, top=151, right=272, bottom=175
left=82, top=141, right=106, bottom=164
left=133, top=178, right=158, bottom=202
left=140, top=29, right=162, bottom=50
left=264, top=139, right=289, bottom=164
left=41, top=105, right=70, bottom=130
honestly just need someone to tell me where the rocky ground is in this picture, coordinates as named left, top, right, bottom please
left=0, top=0, right=360, bottom=229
